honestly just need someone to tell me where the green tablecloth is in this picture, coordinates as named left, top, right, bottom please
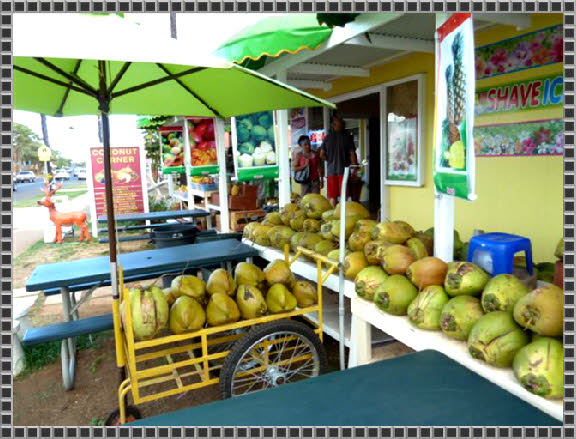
left=132, top=350, right=561, bottom=426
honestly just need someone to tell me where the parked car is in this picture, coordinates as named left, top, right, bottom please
left=77, top=168, right=87, bottom=180
left=13, top=180, right=17, bottom=192
left=15, top=170, right=36, bottom=183
left=54, top=169, right=70, bottom=181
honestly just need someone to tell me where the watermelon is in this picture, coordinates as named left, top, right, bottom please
left=258, top=113, right=273, bottom=129
left=252, top=125, right=267, bottom=142
left=237, top=127, right=250, bottom=143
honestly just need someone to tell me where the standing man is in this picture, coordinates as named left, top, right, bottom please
left=320, top=116, right=358, bottom=206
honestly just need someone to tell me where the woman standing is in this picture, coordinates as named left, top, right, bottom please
left=293, top=135, right=323, bottom=196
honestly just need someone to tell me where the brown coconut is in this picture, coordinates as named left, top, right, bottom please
left=407, top=257, right=449, bottom=290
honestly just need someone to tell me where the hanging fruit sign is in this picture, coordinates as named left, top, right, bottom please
left=232, top=111, right=279, bottom=182
left=159, top=126, right=184, bottom=174
left=433, top=13, right=477, bottom=201
left=187, top=117, right=219, bottom=176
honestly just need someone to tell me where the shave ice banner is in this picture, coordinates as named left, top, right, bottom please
left=475, top=74, right=563, bottom=116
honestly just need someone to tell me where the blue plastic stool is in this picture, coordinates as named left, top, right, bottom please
left=467, top=232, right=533, bottom=276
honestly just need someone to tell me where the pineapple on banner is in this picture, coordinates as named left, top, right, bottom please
left=433, top=13, right=477, bottom=201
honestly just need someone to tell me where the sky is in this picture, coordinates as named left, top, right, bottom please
left=14, top=13, right=272, bottom=163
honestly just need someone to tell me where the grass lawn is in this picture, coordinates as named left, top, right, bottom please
left=14, top=189, right=88, bottom=208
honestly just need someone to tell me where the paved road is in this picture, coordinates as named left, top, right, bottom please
left=13, top=178, right=46, bottom=202
left=14, top=177, right=84, bottom=202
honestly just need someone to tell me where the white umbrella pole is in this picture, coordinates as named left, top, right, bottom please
left=338, top=167, right=349, bottom=371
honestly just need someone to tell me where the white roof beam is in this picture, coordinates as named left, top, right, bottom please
left=260, top=13, right=404, bottom=77
left=474, top=13, right=532, bottom=30
left=289, top=63, right=369, bottom=77
left=288, top=80, right=332, bottom=91
left=345, top=33, right=434, bottom=53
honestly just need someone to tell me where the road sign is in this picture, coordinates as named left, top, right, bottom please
left=37, top=145, right=51, bottom=162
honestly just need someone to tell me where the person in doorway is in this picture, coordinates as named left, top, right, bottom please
left=319, top=116, right=358, bottom=206
left=292, top=135, right=323, bottom=196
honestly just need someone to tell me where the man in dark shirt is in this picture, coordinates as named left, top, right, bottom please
left=319, top=116, right=358, bottom=206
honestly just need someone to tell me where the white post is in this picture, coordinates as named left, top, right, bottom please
left=85, top=147, right=98, bottom=238
left=379, top=86, right=389, bottom=221
left=276, top=70, right=291, bottom=208
left=434, top=13, right=455, bottom=262
left=322, top=107, right=330, bottom=131
left=182, top=117, right=193, bottom=209
left=215, top=118, right=230, bottom=232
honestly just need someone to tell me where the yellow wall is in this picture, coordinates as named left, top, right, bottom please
left=313, top=14, right=563, bottom=261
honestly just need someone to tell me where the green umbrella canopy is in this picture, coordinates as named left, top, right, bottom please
left=13, top=13, right=334, bottom=277
left=214, top=14, right=333, bottom=67
left=13, top=14, right=335, bottom=117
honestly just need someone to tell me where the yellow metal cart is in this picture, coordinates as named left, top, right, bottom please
left=110, top=246, right=338, bottom=424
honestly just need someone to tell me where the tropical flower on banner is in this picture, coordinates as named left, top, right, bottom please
left=476, top=25, right=562, bottom=79
left=474, top=119, right=563, bottom=157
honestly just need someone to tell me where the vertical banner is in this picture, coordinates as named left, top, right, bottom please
left=89, top=146, right=147, bottom=220
left=433, top=13, right=477, bottom=200
left=233, top=110, right=279, bottom=182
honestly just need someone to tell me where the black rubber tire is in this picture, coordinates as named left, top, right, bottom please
left=104, top=405, right=142, bottom=426
left=219, top=319, right=327, bottom=399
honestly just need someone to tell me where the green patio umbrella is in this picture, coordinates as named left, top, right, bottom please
left=214, top=14, right=333, bottom=69
left=13, top=13, right=334, bottom=296
left=136, top=115, right=168, bottom=130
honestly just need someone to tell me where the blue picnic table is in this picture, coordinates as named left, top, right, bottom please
left=97, top=209, right=209, bottom=223
left=24, top=239, right=259, bottom=390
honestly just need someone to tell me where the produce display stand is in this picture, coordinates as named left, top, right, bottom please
left=112, top=245, right=337, bottom=424
left=349, top=297, right=563, bottom=421
left=159, top=116, right=230, bottom=232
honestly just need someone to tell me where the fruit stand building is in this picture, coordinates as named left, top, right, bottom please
left=253, top=12, right=562, bottom=262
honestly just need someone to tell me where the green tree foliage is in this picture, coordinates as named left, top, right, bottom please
left=13, top=123, right=43, bottom=168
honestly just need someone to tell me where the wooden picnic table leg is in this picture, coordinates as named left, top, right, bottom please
left=60, top=287, right=76, bottom=391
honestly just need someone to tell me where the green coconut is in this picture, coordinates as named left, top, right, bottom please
left=122, top=286, right=169, bottom=341
left=406, top=237, right=428, bottom=260
left=364, top=240, right=393, bottom=265
left=301, top=194, right=332, bottom=219
left=333, top=201, right=370, bottom=220
left=292, top=280, right=318, bottom=308
left=355, top=266, right=389, bottom=301
left=169, top=296, right=206, bottom=334
left=236, top=285, right=267, bottom=319
left=354, top=219, right=378, bottom=234
left=348, top=231, right=372, bottom=252
left=513, top=337, right=563, bottom=399
left=263, top=259, right=295, bottom=288
left=440, top=295, right=485, bottom=341
left=467, top=311, right=529, bottom=368
left=481, top=274, right=529, bottom=312
left=407, top=286, right=449, bottom=330
left=513, top=285, right=563, bottom=337
left=234, top=262, right=265, bottom=289
left=206, top=293, right=240, bottom=326
left=266, top=284, right=297, bottom=313
left=303, top=219, right=322, bottom=233
left=315, top=239, right=338, bottom=256
left=444, top=262, right=490, bottom=297
left=373, top=275, right=418, bottom=316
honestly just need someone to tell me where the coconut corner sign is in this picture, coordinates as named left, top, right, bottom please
left=433, top=13, right=476, bottom=201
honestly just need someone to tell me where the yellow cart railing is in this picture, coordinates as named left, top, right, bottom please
left=112, top=244, right=338, bottom=424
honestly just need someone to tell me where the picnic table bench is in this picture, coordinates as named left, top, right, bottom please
left=24, top=238, right=259, bottom=390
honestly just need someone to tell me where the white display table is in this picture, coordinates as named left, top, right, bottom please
left=350, top=296, right=563, bottom=421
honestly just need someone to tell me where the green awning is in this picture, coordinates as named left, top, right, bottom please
left=215, top=14, right=333, bottom=66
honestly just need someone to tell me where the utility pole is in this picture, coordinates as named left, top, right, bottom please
left=40, top=114, right=52, bottom=183
left=170, top=12, right=177, bottom=39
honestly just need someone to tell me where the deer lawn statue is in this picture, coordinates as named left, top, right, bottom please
left=38, top=183, right=91, bottom=244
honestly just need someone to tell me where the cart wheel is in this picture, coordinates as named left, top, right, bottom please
left=220, top=320, right=327, bottom=399
left=104, top=406, right=142, bottom=426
